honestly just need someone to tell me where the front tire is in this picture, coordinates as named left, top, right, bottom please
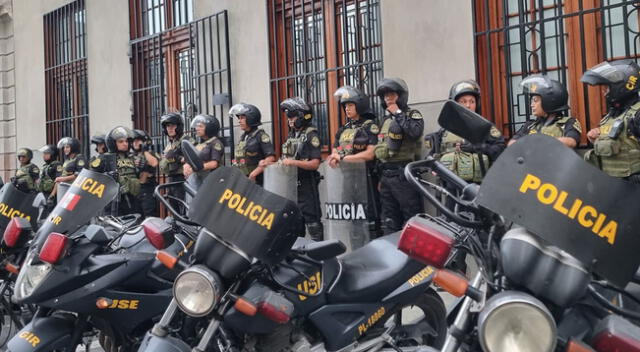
left=388, top=289, right=447, bottom=349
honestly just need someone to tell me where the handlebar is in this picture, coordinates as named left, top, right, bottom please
left=404, top=158, right=484, bottom=228
left=154, top=182, right=200, bottom=227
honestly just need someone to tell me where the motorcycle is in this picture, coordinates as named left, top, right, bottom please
left=396, top=101, right=640, bottom=352
left=135, top=140, right=447, bottom=352
left=6, top=169, right=198, bottom=352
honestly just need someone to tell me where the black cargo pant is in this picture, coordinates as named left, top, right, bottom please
left=298, top=172, right=323, bottom=241
left=167, top=175, right=186, bottom=216
left=379, top=163, right=423, bottom=234
left=138, top=182, right=159, bottom=217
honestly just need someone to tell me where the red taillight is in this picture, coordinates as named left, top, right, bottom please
left=142, top=218, right=174, bottom=250
left=3, top=217, right=30, bottom=248
left=593, top=332, right=640, bottom=352
left=39, top=233, right=69, bottom=264
left=257, top=302, right=291, bottom=324
left=398, top=216, right=454, bottom=268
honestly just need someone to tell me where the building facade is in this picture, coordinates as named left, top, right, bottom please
left=1, top=0, right=638, bottom=181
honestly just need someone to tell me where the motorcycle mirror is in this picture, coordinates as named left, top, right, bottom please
left=181, top=139, right=204, bottom=172
left=438, top=100, right=492, bottom=145
left=302, top=239, right=347, bottom=261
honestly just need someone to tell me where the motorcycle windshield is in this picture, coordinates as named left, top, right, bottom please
left=0, top=183, right=38, bottom=230
left=189, top=166, right=303, bottom=265
left=477, top=134, right=640, bottom=288
left=34, top=169, right=118, bottom=247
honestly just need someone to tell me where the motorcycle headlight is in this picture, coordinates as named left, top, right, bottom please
left=478, top=291, right=556, bottom=352
left=13, top=250, right=52, bottom=302
left=173, top=265, right=223, bottom=317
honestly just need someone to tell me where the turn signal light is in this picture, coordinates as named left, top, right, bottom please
left=39, top=233, right=69, bottom=264
left=398, top=216, right=454, bottom=268
left=4, top=263, right=19, bottom=274
left=234, top=297, right=257, bottom=317
left=96, top=297, right=113, bottom=309
left=565, top=339, right=595, bottom=352
left=4, top=217, right=30, bottom=248
left=156, top=251, right=178, bottom=269
left=433, top=269, right=469, bottom=297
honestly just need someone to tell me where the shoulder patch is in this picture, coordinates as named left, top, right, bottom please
left=572, top=119, right=583, bottom=133
left=490, top=126, right=502, bottom=138
left=214, top=141, right=223, bottom=151
left=410, top=110, right=423, bottom=120
left=77, top=159, right=85, bottom=167
left=370, top=124, right=380, bottom=134
left=260, top=132, right=271, bottom=143
left=57, top=165, right=63, bottom=172
left=91, top=158, right=101, bottom=168
left=311, top=136, right=320, bottom=147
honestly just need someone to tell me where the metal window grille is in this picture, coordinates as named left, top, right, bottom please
left=474, top=0, right=640, bottom=138
left=130, top=0, right=194, bottom=40
left=44, top=0, right=90, bottom=157
left=268, top=0, right=383, bottom=151
left=130, top=6, right=232, bottom=159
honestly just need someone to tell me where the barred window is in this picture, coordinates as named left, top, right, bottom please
left=44, top=0, right=89, bottom=156
left=474, top=0, right=640, bottom=142
left=268, top=0, right=383, bottom=152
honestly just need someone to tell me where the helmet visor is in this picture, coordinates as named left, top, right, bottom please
left=190, top=115, right=208, bottom=129
left=334, top=86, right=361, bottom=101
left=110, top=126, right=134, bottom=141
left=229, top=103, right=250, bottom=118
left=520, top=75, right=553, bottom=94
left=57, top=137, right=72, bottom=149
left=581, top=61, right=626, bottom=85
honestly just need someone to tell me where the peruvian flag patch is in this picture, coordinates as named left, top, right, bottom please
left=59, top=193, right=81, bottom=211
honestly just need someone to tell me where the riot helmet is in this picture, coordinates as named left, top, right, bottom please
left=334, top=86, right=373, bottom=118
left=449, top=79, right=482, bottom=114
left=91, top=134, right=105, bottom=145
left=16, top=148, right=33, bottom=162
left=160, top=112, right=184, bottom=137
left=57, top=137, right=81, bottom=155
left=39, top=144, right=58, bottom=162
left=521, top=75, right=569, bottom=114
left=229, top=103, right=262, bottom=127
left=132, top=129, right=152, bottom=152
left=106, top=126, right=134, bottom=153
left=190, top=114, right=220, bottom=138
left=280, top=97, right=313, bottom=129
left=581, top=59, right=640, bottom=107
left=376, top=78, right=409, bottom=110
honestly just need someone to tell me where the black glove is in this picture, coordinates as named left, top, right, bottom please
left=460, top=142, right=486, bottom=154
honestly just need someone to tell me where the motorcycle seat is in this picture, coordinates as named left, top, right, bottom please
left=327, top=232, right=424, bottom=303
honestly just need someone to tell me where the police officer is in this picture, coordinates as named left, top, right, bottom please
left=37, top=144, right=63, bottom=205
left=582, top=59, right=640, bottom=182
left=230, top=103, right=275, bottom=185
left=374, top=78, right=424, bottom=234
left=13, top=148, right=39, bottom=193
left=132, top=129, right=159, bottom=217
left=159, top=112, right=193, bottom=209
left=91, top=134, right=107, bottom=162
left=183, top=114, right=224, bottom=177
left=509, top=75, right=581, bottom=149
left=92, top=126, right=142, bottom=215
left=52, top=137, right=86, bottom=199
left=280, top=97, right=323, bottom=241
left=328, top=85, right=381, bottom=237
left=428, top=80, right=506, bottom=183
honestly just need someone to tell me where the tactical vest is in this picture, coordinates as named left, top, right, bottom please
left=376, top=116, right=421, bottom=163
left=117, top=154, right=140, bottom=196
left=282, top=127, right=317, bottom=159
left=38, top=161, right=61, bottom=193
left=234, top=129, right=261, bottom=175
left=15, top=163, right=38, bottom=191
left=196, top=136, right=223, bottom=165
left=337, top=120, right=373, bottom=156
left=437, top=131, right=489, bottom=183
left=161, top=138, right=184, bottom=176
left=586, top=102, right=640, bottom=178
left=527, top=116, right=572, bottom=138
left=62, top=156, right=81, bottom=177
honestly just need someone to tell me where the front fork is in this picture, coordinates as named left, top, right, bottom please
left=441, top=272, right=483, bottom=352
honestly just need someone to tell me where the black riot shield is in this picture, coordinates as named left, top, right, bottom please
left=263, top=163, right=298, bottom=203
left=319, top=161, right=369, bottom=251
left=56, top=182, right=71, bottom=204
left=477, top=134, right=640, bottom=287
left=0, top=183, right=38, bottom=230
left=34, top=169, right=119, bottom=248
